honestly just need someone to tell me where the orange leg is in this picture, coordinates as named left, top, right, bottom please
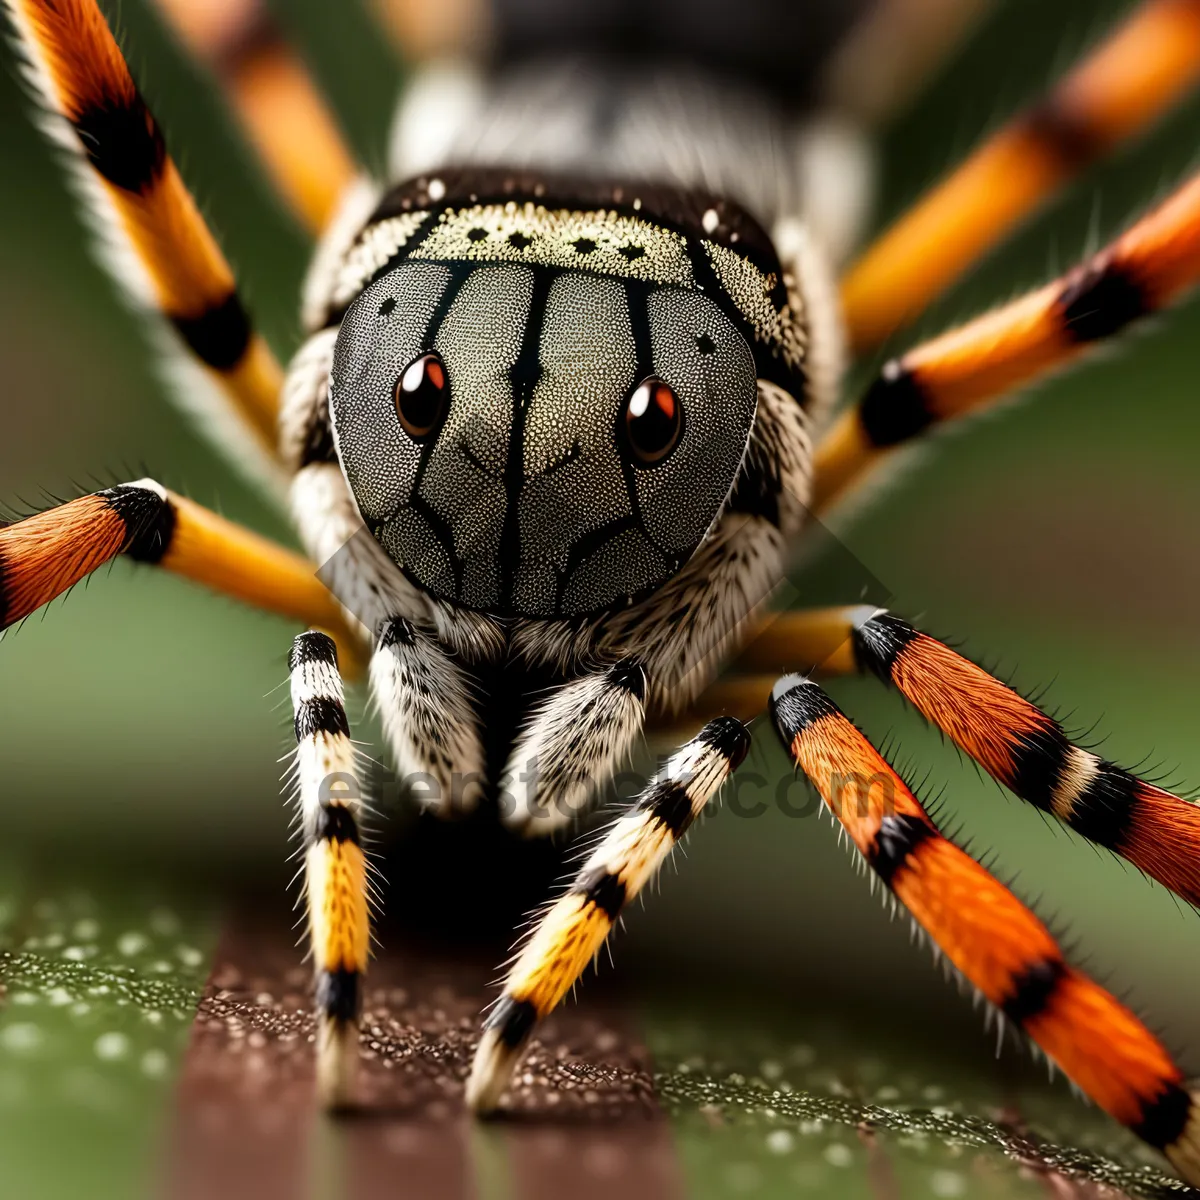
left=0, top=481, right=360, bottom=668
left=816, top=167, right=1200, bottom=512
left=841, top=0, right=1200, bottom=352
left=770, top=676, right=1200, bottom=1185
left=149, top=0, right=356, bottom=233
left=7, top=0, right=284, bottom=468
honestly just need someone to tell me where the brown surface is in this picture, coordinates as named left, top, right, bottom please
left=164, top=903, right=684, bottom=1200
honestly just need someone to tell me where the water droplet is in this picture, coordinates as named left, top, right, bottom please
left=0, top=1023, right=41, bottom=1054
left=94, top=1032, right=129, bottom=1061
left=824, top=1144, right=853, bottom=1168
left=141, top=1049, right=169, bottom=1078
left=766, top=1130, right=794, bottom=1154
left=930, top=1169, right=966, bottom=1197
left=117, top=932, right=149, bottom=956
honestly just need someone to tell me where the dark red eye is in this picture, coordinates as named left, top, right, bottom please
left=394, top=352, right=449, bottom=439
left=624, top=376, right=682, bottom=466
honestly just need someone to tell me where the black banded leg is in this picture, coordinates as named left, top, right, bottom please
left=0, top=481, right=358, bottom=661
left=466, top=716, right=750, bottom=1113
left=846, top=609, right=1200, bottom=906
left=500, top=658, right=647, bottom=834
left=289, top=631, right=368, bottom=1109
left=6, top=0, right=285, bottom=476
left=770, top=675, right=1200, bottom=1186
left=816, top=170, right=1200, bottom=512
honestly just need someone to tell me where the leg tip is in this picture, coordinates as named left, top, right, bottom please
left=316, top=1017, right=359, bottom=1112
left=465, top=1028, right=521, bottom=1116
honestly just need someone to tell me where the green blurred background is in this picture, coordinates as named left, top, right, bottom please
left=2, top=0, right=1200, bottom=1194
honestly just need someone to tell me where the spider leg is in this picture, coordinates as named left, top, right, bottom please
left=770, top=676, right=1200, bottom=1186
left=499, top=659, right=648, bottom=835
left=815, top=167, right=1200, bottom=512
left=0, top=480, right=359, bottom=665
left=841, top=0, right=1200, bottom=351
left=3, top=0, right=285, bottom=484
left=713, top=604, right=1200, bottom=906
left=288, top=631, right=368, bottom=1109
left=465, top=716, right=750, bottom=1113
left=850, top=609, right=1200, bottom=906
left=148, top=0, right=356, bottom=233
left=822, top=0, right=995, bottom=126
left=656, top=605, right=863, bottom=734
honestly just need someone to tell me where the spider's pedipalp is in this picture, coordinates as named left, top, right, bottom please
left=289, top=630, right=368, bottom=1109
left=816, top=168, right=1200, bottom=513
left=841, top=0, right=1200, bottom=350
left=770, top=676, right=1200, bottom=1185
left=148, top=0, right=356, bottom=233
left=369, top=616, right=487, bottom=818
left=466, top=716, right=750, bottom=1114
left=499, top=658, right=647, bottom=835
left=3, top=0, right=286, bottom=485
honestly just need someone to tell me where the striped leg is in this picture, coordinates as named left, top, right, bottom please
left=289, top=632, right=368, bottom=1109
left=847, top=609, right=1200, bottom=906
left=840, top=0, right=1200, bottom=351
left=4, top=0, right=285, bottom=480
left=148, top=0, right=356, bottom=232
left=770, top=677, right=1200, bottom=1185
left=815, top=168, right=1200, bottom=512
left=0, top=481, right=359, bottom=665
left=466, top=717, right=751, bottom=1114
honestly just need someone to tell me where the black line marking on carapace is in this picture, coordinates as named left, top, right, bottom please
left=1132, top=1081, right=1193, bottom=1151
left=554, top=514, right=641, bottom=614
left=1057, top=258, right=1151, bottom=343
left=498, top=268, right=555, bottom=611
left=396, top=266, right=474, bottom=597
left=683, top=236, right=802, bottom=399
left=867, top=814, right=935, bottom=888
left=71, top=95, right=166, bottom=194
left=858, top=362, right=936, bottom=448
left=316, top=967, right=360, bottom=1022
left=171, top=294, right=252, bottom=371
left=485, top=995, right=539, bottom=1047
left=999, top=957, right=1065, bottom=1025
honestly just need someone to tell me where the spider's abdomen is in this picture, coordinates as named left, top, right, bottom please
left=325, top=170, right=810, bottom=619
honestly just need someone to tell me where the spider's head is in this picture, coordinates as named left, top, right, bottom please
left=330, top=258, right=758, bottom=618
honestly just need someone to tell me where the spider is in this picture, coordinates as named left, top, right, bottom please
left=4, top=0, right=1200, bottom=1184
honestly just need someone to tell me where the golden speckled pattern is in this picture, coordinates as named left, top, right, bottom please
left=704, top=240, right=807, bottom=374
left=409, top=202, right=695, bottom=286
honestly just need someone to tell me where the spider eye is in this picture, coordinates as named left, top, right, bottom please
left=394, top=352, right=449, bottom=440
left=623, top=376, right=682, bottom=466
